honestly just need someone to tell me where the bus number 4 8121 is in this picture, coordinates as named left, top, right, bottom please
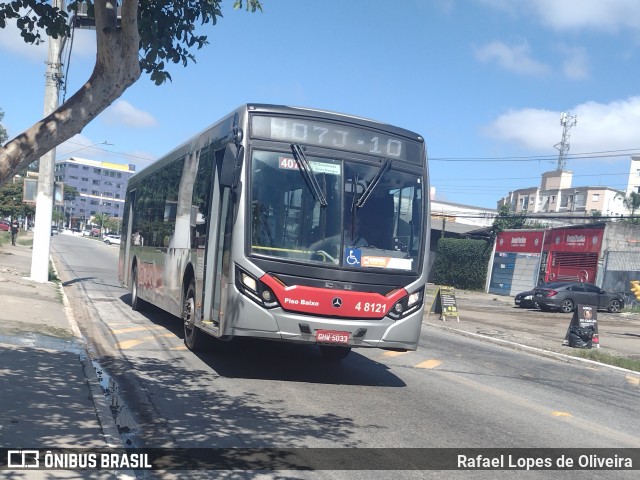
left=354, top=302, right=385, bottom=313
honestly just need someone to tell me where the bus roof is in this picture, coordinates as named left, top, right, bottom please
left=128, top=103, right=425, bottom=187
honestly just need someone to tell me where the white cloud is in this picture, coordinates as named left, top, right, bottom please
left=0, top=21, right=47, bottom=62
left=480, top=0, right=640, bottom=31
left=474, top=40, right=550, bottom=75
left=483, top=96, right=640, bottom=154
left=101, top=100, right=157, bottom=128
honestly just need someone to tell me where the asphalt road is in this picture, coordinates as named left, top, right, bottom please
left=51, top=233, right=640, bottom=479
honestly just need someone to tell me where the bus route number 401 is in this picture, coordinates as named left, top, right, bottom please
left=316, top=330, right=350, bottom=344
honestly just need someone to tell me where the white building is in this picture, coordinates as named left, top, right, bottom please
left=627, top=156, right=640, bottom=196
left=54, top=157, right=136, bottom=225
left=498, top=169, right=627, bottom=220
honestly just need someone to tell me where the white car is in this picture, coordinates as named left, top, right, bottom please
left=103, top=234, right=121, bottom=245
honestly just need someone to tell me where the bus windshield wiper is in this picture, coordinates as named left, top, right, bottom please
left=291, top=143, right=328, bottom=207
left=355, top=159, right=391, bottom=208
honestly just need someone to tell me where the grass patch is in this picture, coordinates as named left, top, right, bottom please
left=49, top=261, right=61, bottom=284
left=0, top=231, right=33, bottom=247
left=569, top=348, right=640, bottom=372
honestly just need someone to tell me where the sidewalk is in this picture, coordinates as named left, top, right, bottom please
left=0, top=239, right=119, bottom=454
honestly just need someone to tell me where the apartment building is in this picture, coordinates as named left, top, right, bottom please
left=54, top=157, right=136, bottom=225
left=498, top=170, right=627, bottom=219
left=627, top=156, right=640, bottom=196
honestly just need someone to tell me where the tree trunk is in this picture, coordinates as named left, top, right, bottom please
left=0, top=0, right=141, bottom=187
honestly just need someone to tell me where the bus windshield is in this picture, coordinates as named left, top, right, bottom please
left=250, top=149, right=423, bottom=272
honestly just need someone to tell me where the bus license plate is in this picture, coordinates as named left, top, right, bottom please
left=316, top=330, right=350, bottom=344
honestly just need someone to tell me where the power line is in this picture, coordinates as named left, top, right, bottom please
left=435, top=171, right=632, bottom=183
left=430, top=147, right=640, bottom=162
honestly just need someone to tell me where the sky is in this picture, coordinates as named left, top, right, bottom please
left=1, top=0, right=640, bottom=210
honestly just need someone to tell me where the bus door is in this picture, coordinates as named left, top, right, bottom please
left=200, top=146, right=237, bottom=334
left=121, top=190, right=136, bottom=287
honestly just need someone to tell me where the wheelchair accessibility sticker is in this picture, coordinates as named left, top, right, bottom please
left=345, top=248, right=361, bottom=266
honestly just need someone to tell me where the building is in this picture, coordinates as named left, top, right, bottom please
left=497, top=170, right=627, bottom=220
left=487, top=222, right=640, bottom=307
left=54, top=157, right=135, bottom=226
left=627, top=156, right=640, bottom=196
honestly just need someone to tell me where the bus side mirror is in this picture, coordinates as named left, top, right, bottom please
left=219, top=145, right=244, bottom=189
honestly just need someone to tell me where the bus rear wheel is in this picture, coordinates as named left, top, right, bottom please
left=183, top=279, right=205, bottom=351
left=319, top=345, right=351, bottom=361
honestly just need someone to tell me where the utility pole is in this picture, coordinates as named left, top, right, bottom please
left=554, top=112, right=577, bottom=171
left=30, top=0, right=66, bottom=282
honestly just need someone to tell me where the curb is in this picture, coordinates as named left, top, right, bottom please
left=424, top=318, right=640, bottom=376
left=50, top=256, right=124, bottom=448
left=51, top=255, right=137, bottom=480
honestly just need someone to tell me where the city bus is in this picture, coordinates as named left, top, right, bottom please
left=118, top=104, right=430, bottom=359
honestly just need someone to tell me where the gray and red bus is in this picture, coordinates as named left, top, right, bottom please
left=119, top=104, right=430, bottom=359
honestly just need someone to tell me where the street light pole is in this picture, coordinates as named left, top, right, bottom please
left=30, top=0, right=65, bottom=282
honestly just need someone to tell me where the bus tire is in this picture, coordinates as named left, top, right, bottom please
left=183, top=279, right=205, bottom=351
left=319, top=345, right=351, bottom=361
left=131, top=265, right=146, bottom=312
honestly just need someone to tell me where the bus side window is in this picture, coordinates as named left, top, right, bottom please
left=192, top=148, right=214, bottom=248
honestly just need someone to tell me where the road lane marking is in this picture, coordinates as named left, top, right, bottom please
left=434, top=370, right=640, bottom=446
left=115, top=333, right=175, bottom=350
left=551, top=411, right=572, bottom=418
left=626, top=374, right=640, bottom=386
left=383, top=351, right=408, bottom=357
left=415, top=359, right=442, bottom=369
left=170, top=345, right=188, bottom=351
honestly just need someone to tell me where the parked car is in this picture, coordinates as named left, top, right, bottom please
left=0, top=220, right=10, bottom=231
left=51, top=226, right=58, bottom=235
left=514, top=289, right=539, bottom=309
left=103, top=234, right=121, bottom=246
left=533, top=281, right=624, bottom=313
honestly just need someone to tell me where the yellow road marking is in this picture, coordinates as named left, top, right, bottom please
left=415, top=359, right=442, bottom=369
left=170, top=345, right=188, bottom=351
left=112, top=326, right=167, bottom=334
left=383, top=351, right=408, bottom=357
left=551, top=411, right=572, bottom=418
left=626, top=374, right=640, bottom=386
left=115, top=333, right=175, bottom=350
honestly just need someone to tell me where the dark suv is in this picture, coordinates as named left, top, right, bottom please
left=533, top=282, right=624, bottom=313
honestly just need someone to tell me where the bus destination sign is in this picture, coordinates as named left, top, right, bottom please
left=251, top=115, right=421, bottom=163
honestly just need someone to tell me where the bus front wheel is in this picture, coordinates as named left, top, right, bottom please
left=183, top=279, right=205, bottom=351
left=319, top=345, right=351, bottom=361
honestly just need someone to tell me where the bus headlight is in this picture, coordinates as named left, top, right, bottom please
left=388, top=287, right=424, bottom=320
left=241, top=272, right=257, bottom=292
left=235, top=266, right=279, bottom=309
left=407, top=290, right=421, bottom=307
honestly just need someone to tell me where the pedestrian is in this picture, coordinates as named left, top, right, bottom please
left=10, top=218, right=19, bottom=246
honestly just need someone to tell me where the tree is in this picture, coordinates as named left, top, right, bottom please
left=491, top=203, right=527, bottom=238
left=0, top=179, right=36, bottom=219
left=624, top=192, right=640, bottom=215
left=0, top=0, right=262, bottom=187
left=623, top=192, right=640, bottom=224
left=63, top=183, right=79, bottom=201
